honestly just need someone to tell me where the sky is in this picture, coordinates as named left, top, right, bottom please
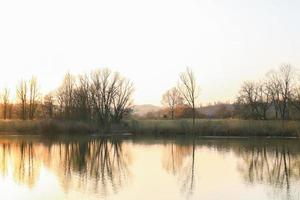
left=0, top=0, right=300, bottom=105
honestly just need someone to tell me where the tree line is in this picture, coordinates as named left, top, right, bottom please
left=235, top=64, right=300, bottom=120
left=2, top=64, right=300, bottom=123
left=161, top=64, right=300, bottom=121
left=0, top=77, right=40, bottom=121
left=0, top=68, right=134, bottom=127
left=161, top=68, right=200, bottom=125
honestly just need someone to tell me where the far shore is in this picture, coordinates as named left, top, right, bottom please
left=0, top=119, right=298, bottom=138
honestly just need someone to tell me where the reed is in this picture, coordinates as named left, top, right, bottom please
left=0, top=119, right=299, bottom=138
left=0, top=120, right=97, bottom=135
left=127, top=119, right=300, bottom=137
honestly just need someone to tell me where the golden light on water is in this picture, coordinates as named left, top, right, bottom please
left=0, top=137, right=299, bottom=200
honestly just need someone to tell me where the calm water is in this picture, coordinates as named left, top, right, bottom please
left=0, top=136, right=299, bottom=200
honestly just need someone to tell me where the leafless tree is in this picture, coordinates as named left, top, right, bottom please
left=43, top=93, right=54, bottom=119
left=266, top=64, right=295, bottom=120
left=28, top=76, right=39, bottom=120
left=236, top=64, right=297, bottom=120
left=291, top=86, right=300, bottom=112
left=56, top=87, right=65, bottom=119
left=7, top=104, right=13, bottom=119
left=256, top=81, right=272, bottom=119
left=178, top=68, right=200, bottom=126
left=56, top=72, right=76, bottom=120
left=237, top=80, right=271, bottom=119
left=90, top=68, right=120, bottom=125
left=237, top=81, right=258, bottom=119
left=266, top=71, right=281, bottom=119
left=278, top=64, right=295, bottom=120
left=1, top=88, right=9, bottom=120
left=73, top=74, right=91, bottom=121
left=161, top=87, right=183, bottom=119
left=16, top=79, right=27, bottom=120
left=112, top=78, right=134, bottom=122
left=53, top=69, right=133, bottom=125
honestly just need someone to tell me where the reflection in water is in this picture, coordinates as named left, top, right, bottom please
left=161, top=139, right=300, bottom=199
left=13, top=142, right=40, bottom=188
left=0, top=142, right=41, bottom=188
left=162, top=143, right=192, bottom=175
left=54, top=138, right=132, bottom=195
left=0, top=137, right=131, bottom=197
left=237, top=145, right=300, bottom=199
left=162, top=139, right=197, bottom=197
left=0, top=137, right=300, bottom=200
left=0, top=144, right=9, bottom=177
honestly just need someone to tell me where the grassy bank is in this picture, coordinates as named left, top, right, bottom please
left=0, top=120, right=97, bottom=135
left=127, top=119, right=300, bottom=137
left=0, top=119, right=299, bottom=138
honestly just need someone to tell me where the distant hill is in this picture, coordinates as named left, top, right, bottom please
left=132, top=104, right=161, bottom=116
left=133, top=103, right=235, bottom=118
left=199, top=104, right=234, bottom=117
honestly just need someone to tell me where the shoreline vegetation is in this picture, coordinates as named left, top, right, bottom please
left=0, top=119, right=299, bottom=138
left=1, top=66, right=300, bottom=139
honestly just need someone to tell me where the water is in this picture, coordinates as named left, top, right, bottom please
left=0, top=136, right=299, bottom=200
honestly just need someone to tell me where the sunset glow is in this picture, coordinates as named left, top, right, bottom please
left=1, top=0, right=299, bottom=105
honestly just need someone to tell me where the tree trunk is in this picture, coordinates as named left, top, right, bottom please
left=192, top=106, right=195, bottom=129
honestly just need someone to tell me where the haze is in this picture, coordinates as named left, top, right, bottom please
left=0, top=0, right=300, bottom=105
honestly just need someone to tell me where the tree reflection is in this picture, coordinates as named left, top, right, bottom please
left=0, top=137, right=131, bottom=196
left=162, top=143, right=192, bottom=175
left=162, top=139, right=300, bottom=199
left=53, top=138, right=131, bottom=195
left=12, top=142, right=41, bottom=188
left=237, top=144, right=300, bottom=198
left=162, top=138, right=197, bottom=197
left=0, top=143, right=10, bottom=177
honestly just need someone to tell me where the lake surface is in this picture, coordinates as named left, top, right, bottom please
left=0, top=136, right=299, bottom=200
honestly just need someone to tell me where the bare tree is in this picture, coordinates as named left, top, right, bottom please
left=56, top=86, right=65, bottom=119
left=237, top=81, right=259, bottom=119
left=278, top=64, right=295, bottom=120
left=1, top=88, right=9, bottom=120
left=73, top=74, right=91, bottom=121
left=266, top=71, right=281, bottom=119
left=16, top=80, right=27, bottom=120
left=28, top=77, right=39, bottom=120
left=237, top=80, right=271, bottom=119
left=43, top=93, right=54, bottom=119
left=178, top=68, right=200, bottom=127
left=256, top=81, right=272, bottom=119
left=7, top=104, right=13, bottom=119
left=291, top=86, right=300, bottom=113
left=236, top=64, right=297, bottom=120
left=53, top=69, right=133, bottom=125
left=266, top=64, right=295, bottom=120
left=161, top=87, right=183, bottom=119
left=90, top=68, right=119, bottom=126
left=112, top=78, right=134, bottom=122
left=56, top=72, right=76, bottom=120
left=64, top=73, right=76, bottom=119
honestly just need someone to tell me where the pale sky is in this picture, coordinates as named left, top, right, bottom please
left=0, top=0, right=300, bottom=105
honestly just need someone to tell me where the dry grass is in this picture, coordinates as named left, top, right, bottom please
left=127, top=119, right=300, bottom=137
left=0, top=119, right=97, bottom=135
left=0, top=119, right=299, bottom=137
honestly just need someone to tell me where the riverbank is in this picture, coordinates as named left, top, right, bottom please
left=128, top=119, right=300, bottom=137
left=0, top=119, right=299, bottom=138
left=0, top=120, right=97, bottom=135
